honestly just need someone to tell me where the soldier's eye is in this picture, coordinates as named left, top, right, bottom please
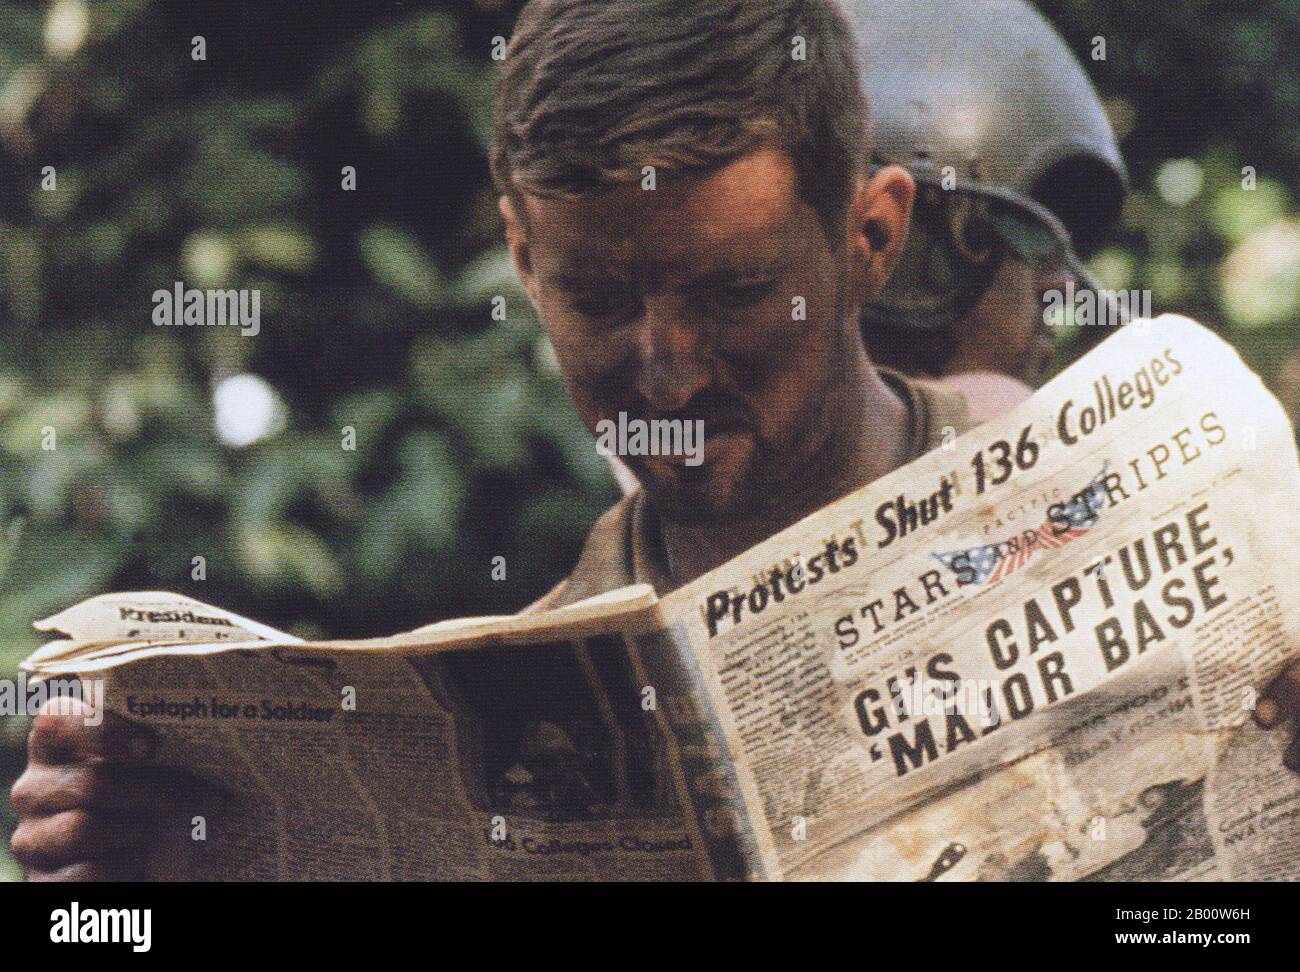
left=710, top=281, right=777, bottom=309
left=572, top=292, right=638, bottom=321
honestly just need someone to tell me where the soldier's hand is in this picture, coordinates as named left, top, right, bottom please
left=1255, top=659, right=1300, bottom=773
left=10, top=697, right=202, bottom=880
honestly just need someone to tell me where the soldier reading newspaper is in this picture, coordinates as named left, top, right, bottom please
left=11, top=0, right=1300, bottom=883
left=16, top=316, right=1300, bottom=880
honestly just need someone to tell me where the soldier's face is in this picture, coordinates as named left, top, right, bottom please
left=502, top=148, right=903, bottom=524
left=947, top=255, right=1073, bottom=383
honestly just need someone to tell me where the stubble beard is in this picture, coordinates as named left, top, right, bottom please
left=644, top=275, right=860, bottom=528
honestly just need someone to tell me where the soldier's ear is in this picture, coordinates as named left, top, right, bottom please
left=847, top=165, right=915, bottom=305
left=499, top=194, right=541, bottom=309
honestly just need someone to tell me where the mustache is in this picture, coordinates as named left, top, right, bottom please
left=631, top=392, right=753, bottom=432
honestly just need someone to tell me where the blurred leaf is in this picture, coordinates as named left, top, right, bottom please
left=1220, top=220, right=1300, bottom=328
left=239, top=223, right=317, bottom=275
left=0, top=396, right=93, bottom=454
left=359, top=224, right=445, bottom=308
left=451, top=247, right=525, bottom=307
left=237, top=522, right=345, bottom=598
left=1210, top=178, right=1292, bottom=243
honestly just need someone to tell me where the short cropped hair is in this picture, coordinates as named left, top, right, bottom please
left=491, top=0, right=868, bottom=241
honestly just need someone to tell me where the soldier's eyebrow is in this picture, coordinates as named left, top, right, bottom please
left=551, top=255, right=788, bottom=294
left=552, top=270, right=632, bottom=293
left=688, top=257, right=788, bottom=288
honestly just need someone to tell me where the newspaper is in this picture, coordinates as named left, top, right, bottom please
left=24, top=314, right=1300, bottom=881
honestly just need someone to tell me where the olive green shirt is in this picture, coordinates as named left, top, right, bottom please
left=528, top=369, right=972, bottom=613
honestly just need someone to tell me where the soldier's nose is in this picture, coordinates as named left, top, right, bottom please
left=1038, top=260, right=1075, bottom=296
left=634, top=304, right=711, bottom=413
left=636, top=354, right=711, bottom=415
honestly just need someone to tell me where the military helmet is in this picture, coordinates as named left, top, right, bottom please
left=847, top=0, right=1128, bottom=332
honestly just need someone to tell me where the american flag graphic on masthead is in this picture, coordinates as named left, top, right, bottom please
left=933, top=465, right=1109, bottom=586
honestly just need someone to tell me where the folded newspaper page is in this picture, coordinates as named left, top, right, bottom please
left=25, top=315, right=1300, bottom=881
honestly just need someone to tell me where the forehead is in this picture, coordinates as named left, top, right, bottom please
left=520, top=147, right=803, bottom=277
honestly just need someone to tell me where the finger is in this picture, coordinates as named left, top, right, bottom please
left=29, top=702, right=154, bottom=767
left=10, top=765, right=99, bottom=818
left=11, top=808, right=153, bottom=873
left=26, top=861, right=123, bottom=882
left=1285, top=733, right=1300, bottom=774
left=11, top=761, right=194, bottom=817
left=1255, top=664, right=1300, bottom=729
left=24, top=849, right=149, bottom=882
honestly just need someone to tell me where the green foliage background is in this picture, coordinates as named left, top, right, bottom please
left=0, top=0, right=1295, bottom=879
